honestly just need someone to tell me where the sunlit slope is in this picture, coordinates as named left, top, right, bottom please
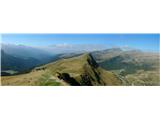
left=2, top=53, right=122, bottom=86
left=34, top=53, right=122, bottom=85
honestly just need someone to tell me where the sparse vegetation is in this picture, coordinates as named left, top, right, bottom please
left=37, top=72, right=61, bottom=86
left=125, top=70, right=160, bottom=86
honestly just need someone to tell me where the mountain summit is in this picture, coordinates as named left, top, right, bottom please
left=33, top=53, right=122, bottom=86
left=1, top=53, right=122, bottom=86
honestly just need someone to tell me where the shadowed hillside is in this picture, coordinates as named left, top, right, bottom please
left=1, top=50, right=40, bottom=75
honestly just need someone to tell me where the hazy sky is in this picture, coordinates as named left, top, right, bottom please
left=1, top=34, right=159, bottom=52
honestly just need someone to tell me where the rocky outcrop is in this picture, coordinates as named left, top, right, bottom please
left=56, top=72, right=80, bottom=86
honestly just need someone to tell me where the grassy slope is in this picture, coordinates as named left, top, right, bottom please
left=1, top=71, right=44, bottom=85
left=34, top=53, right=122, bottom=85
left=1, top=53, right=122, bottom=86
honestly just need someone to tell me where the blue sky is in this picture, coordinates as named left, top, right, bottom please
left=1, top=34, right=159, bottom=52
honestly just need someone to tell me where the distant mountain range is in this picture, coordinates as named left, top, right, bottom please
left=1, top=44, right=159, bottom=86
left=91, top=48, right=159, bottom=74
left=1, top=43, right=53, bottom=60
left=1, top=43, right=56, bottom=75
left=1, top=50, right=41, bottom=75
